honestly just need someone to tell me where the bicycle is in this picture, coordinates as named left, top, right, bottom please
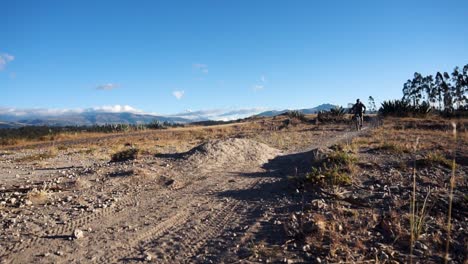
left=353, top=114, right=363, bottom=131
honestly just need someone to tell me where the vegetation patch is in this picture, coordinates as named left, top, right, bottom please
left=379, top=100, right=431, bottom=117
left=26, top=188, right=51, bottom=205
left=15, top=148, right=58, bottom=162
left=306, top=148, right=357, bottom=186
left=286, top=110, right=307, bottom=122
left=110, top=147, right=140, bottom=162
left=375, top=142, right=410, bottom=154
left=417, top=151, right=452, bottom=168
left=317, top=107, right=347, bottom=123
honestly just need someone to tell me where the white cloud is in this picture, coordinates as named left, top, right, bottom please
left=0, top=53, right=15, bottom=71
left=0, top=105, right=143, bottom=117
left=193, top=63, right=208, bottom=74
left=252, top=85, right=264, bottom=91
left=252, top=75, right=267, bottom=91
left=172, top=90, right=185, bottom=100
left=96, top=83, right=119, bottom=90
left=0, top=106, right=269, bottom=122
left=92, top=105, right=142, bottom=113
left=171, top=107, right=268, bottom=121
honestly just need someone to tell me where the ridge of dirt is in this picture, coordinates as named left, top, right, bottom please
left=184, top=138, right=281, bottom=167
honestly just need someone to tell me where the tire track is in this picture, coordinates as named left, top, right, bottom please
left=95, top=175, right=266, bottom=263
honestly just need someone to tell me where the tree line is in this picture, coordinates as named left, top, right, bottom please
left=402, top=64, right=468, bottom=112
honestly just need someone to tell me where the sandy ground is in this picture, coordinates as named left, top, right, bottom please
left=1, top=118, right=466, bottom=263
left=0, top=121, right=362, bottom=263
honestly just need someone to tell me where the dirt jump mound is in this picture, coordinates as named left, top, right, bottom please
left=185, top=138, right=281, bottom=167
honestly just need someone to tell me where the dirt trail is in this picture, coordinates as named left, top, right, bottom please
left=1, top=130, right=364, bottom=263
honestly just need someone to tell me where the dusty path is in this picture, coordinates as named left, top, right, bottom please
left=1, top=130, right=365, bottom=263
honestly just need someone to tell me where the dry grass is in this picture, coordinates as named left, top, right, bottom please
left=110, top=147, right=140, bottom=162
left=26, top=188, right=51, bottom=205
left=15, top=147, right=58, bottom=162
left=73, top=178, right=92, bottom=189
left=421, top=151, right=452, bottom=168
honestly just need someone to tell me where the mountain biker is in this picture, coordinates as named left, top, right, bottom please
left=350, top=99, right=366, bottom=130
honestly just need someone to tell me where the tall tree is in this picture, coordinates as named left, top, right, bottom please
left=368, top=96, right=376, bottom=112
left=421, top=75, right=434, bottom=106
left=442, top=72, right=453, bottom=111
left=462, top=64, right=468, bottom=109
left=434, top=72, right=445, bottom=110
left=402, top=79, right=412, bottom=103
left=409, top=72, right=423, bottom=106
left=451, top=67, right=464, bottom=109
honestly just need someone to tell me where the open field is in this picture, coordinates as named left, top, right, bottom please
left=0, top=116, right=466, bottom=263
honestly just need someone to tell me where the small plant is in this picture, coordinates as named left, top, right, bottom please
left=327, top=149, right=357, bottom=165
left=147, top=120, right=166, bottom=129
left=306, top=149, right=356, bottom=186
left=422, top=151, right=452, bottom=168
left=26, top=188, right=51, bottom=204
left=110, top=147, right=140, bottom=162
left=317, top=107, right=347, bottom=123
left=376, top=142, right=410, bottom=154
left=15, top=148, right=58, bottom=162
left=286, top=110, right=307, bottom=122
left=378, top=100, right=432, bottom=117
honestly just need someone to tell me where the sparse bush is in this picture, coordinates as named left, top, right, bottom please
left=147, top=120, right=166, bottom=129
left=376, top=142, right=410, bottom=154
left=26, top=188, right=50, bottom=204
left=15, top=148, right=58, bottom=162
left=317, top=107, right=347, bottom=123
left=417, top=151, right=452, bottom=168
left=306, top=149, right=356, bottom=186
left=379, top=100, right=432, bottom=117
left=110, top=147, right=140, bottom=162
left=286, top=110, right=307, bottom=122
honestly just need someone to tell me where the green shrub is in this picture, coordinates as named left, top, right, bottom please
left=379, top=100, right=432, bottom=117
left=110, top=147, right=139, bottom=162
left=306, top=149, right=356, bottom=186
left=317, top=107, right=347, bottom=123
left=306, top=165, right=352, bottom=186
left=286, top=110, right=307, bottom=122
left=416, top=151, right=452, bottom=168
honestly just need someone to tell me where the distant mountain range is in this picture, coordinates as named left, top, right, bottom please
left=255, top=104, right=338, bottom=117
left=0, top=112, right=191, bottom=128
left=0, top=104, right=338, bottom=128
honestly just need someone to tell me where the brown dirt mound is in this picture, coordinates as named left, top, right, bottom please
left=185, top=138, right=281, bottom=167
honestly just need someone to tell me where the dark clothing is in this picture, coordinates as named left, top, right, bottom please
left=351, top=102, right=366, bottom=116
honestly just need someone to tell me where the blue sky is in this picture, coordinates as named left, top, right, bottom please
left=2, top=0, right=468, bottom=115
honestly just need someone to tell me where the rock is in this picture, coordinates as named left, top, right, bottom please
left=10, top=198, right=17, bottom=204
left=415, top=241, right=428, bottom=251
left=24, top=200, right=33, bottom=206
left=144, top=252, right=154, bottom=261
left=379, top=251, right=389, bottom=260
left=73, top=229, right=84, bottom=239
left=311, top=199, right=327, bottom=210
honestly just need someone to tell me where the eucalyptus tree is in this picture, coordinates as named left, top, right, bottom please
left=442, top=72, right=453, bottom=111
left=451, top=67, right=465, bottom=109
left=421, top=75, right=434, bottom=106
left=462, top=64, right=468, bottom=108
left=402, top=79, right=412, bottom=103
left=409, top=72, right=424, bottom=106
left=434, top=72, right=446, bottom=110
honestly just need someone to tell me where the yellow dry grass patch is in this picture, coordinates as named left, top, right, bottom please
left=26, top=188, right=51, bottom=204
